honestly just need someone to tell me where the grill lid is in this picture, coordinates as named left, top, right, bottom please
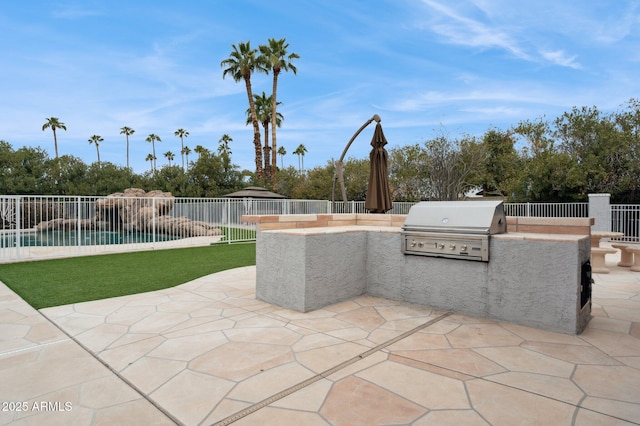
left=402, top=200, right=507, bottom=235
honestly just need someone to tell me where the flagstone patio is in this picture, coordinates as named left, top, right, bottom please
left=1, top=244, right=639, bottom=425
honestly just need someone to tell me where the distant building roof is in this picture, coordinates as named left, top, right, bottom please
left=222, top=186, right=287, bottom=199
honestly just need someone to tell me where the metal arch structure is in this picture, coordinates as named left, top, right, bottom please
left=331, top=114, right=381, bottom=213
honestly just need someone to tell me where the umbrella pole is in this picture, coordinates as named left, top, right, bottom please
left=332, top=114, right=381, bottom=213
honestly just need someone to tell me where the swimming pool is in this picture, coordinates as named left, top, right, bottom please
left=2, top=230, right=178, bottom=247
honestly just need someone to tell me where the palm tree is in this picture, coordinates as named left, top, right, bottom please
left=120, top=126, right=135, bottom=169
left=293, top=144, right=308, bottom=172
left=277, top=146, right=287, bottom=169
left=164, top=151, right=175, bottom=166
left=218, top=134, right=233, bottom=174
left=88, top=134, right=104, bottom=168
left=259, top=38, right=299, bottom=184
left=221, top=41, right=267, bottom=179
left=174, top=128, right=189, bottom=171
left=218, top=134, right=233, bottom=157
left=246, top=92, right=283, bottom=182
left=182, top=146, right=192, bottom=170
left=42, top=117, right=67, bottom=160
left=145, top=153, right=155, bottom=173
left=193, top=145, right=209, bottom=160
left=145, top=133, right=161, bottom=171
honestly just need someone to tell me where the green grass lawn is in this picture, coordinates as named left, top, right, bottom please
left=0, top=243, right=256, bottom=309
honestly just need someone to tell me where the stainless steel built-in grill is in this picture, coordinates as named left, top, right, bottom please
left=401, top=200, right=507, bottom=262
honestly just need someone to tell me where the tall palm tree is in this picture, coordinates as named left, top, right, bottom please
left=145, top=153, right=155, bottom=172
left=182, top=146, right=192, bottom=170
left=246, top=92, right=283, bottom=182
left=193, top=145, right=209, bottom=160
left=218, top=134, right=233, bottom=174
left=119, top=126, right=135, bottom=169
left=218, top=134, right=233, bottom=157
left=174, top=128, right=189, bottom=171
left=42, top=117, right=67, bottom=160
left=293, top=143, right=308, bottom=172
left=164, top=151, right=175, bottom=166
left=145, top=133, right=161, bottom=171
left=88, top=134, right=104, bottom=168
left=277, top=146, right=287, bottom=169
left=221, top=41, right=267, bottom=179
left=259, top=38, right=299, bottom=184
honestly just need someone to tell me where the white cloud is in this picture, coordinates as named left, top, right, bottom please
left=539, top=50, right=581, bottom=69
left=417, top=0, right=531, bottom=60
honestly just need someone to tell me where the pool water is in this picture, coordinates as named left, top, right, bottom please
left=4, top=230, right=177, bottom=247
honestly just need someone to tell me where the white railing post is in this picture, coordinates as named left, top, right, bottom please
left=226, top=197, right=231, bottom=244
left=15, top=196, right=21, bottom=260
left=152, top=197, right=156, bottom=244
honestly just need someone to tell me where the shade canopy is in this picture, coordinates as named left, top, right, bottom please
left=222, top=186, right=287, bottom=199
left=364, top=123, right=393, bottom=213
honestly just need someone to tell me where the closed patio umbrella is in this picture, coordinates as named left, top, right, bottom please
left=364, top=123, right=393, bottom=213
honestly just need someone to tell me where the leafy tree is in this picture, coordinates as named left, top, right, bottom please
left=88, top=135, right=104, bottom=168
left=41, top=117, right=66, bottom=160
left=49, top=155, right=89, bottom=195
left=513, top=119, right=583, bottom=201
left=148, top=165, right=193, bottom=196
left=273, top=165, right=300, bottom=197
left=188, top=151, right=243, bottom=196
left=11, top=146, right=50, bottom=194
left=477, top=129, right=521, bottom=197
left=422, top=135, right=484, bottom=201
left=342, top=157, right=370, bottom=201
left=174, top=128, right=189, bottom=171
left=145, top=134, right=161, bottom=171
left=388, top=144, right=430, bottom=201
left=554, top=106, right=608, bottom=194
left=259, top=38, right=299, bottom=185
left=119, top=126, right=135, bottom=169
left=85, top=162, right=140, bottom=196
left=614, top=98, right=640, bottom=201
left=221, top=41, right=267, bottom=179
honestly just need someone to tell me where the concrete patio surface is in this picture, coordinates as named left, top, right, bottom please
left=1, top=245, right=639, bottom=425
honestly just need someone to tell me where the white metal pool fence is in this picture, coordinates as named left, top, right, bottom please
left=0, top=195, right=635, bottom=262
left=611, top=204, right=640, bottom=242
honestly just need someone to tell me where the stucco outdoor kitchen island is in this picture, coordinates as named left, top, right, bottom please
left=243, top=214, right=592, bottom=334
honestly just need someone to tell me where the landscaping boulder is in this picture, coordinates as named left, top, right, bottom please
left=35, top=189, right=222, bottom=239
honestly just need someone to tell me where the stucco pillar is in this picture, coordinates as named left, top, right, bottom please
left=588, top=193, right=611, bottom=232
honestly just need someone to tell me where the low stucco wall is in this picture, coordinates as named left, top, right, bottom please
left=367, top=231, right=591, bottom=333
left=256, top=225, right=591, bottom=334
left=256, top=227, right=370, bottom=312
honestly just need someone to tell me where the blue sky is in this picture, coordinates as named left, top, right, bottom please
left=2, top=0, right=639, bottom=174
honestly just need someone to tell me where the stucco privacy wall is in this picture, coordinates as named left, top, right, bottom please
left=254, top=222, right=592, bottom=334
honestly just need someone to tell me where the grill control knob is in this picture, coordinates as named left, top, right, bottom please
left=438, top=243, right=445, bottom=249
left=418, top=242, right=424, bottom=248
left=449, top=244, right=456, bottom=250
left=410, top=240, right=417, bottom=248
left=460, top=245, right=467, bottom=251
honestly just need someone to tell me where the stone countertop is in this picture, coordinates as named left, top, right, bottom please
left=260, top=225, right=403, bottom=236
left=493, top=232, right=589, bottom=243
left=261, top=226, right=589, bottom=243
